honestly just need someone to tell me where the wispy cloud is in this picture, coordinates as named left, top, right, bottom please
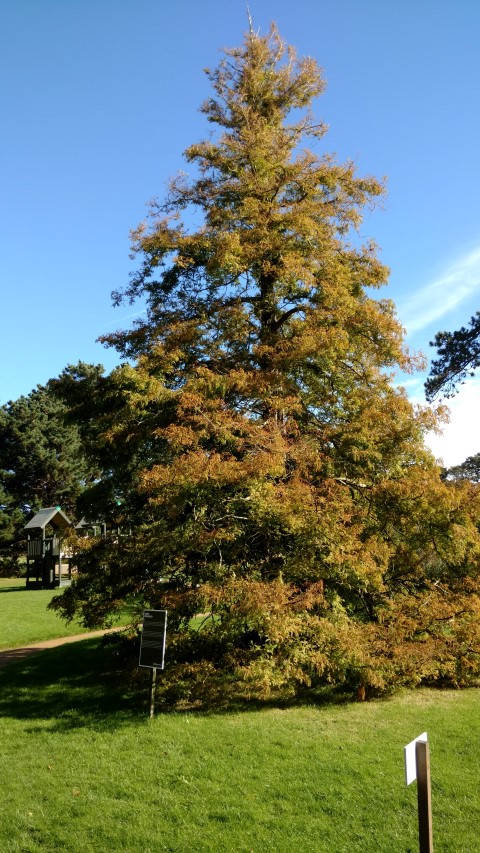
left=398, top=245, right=480, bottom=334
left=393, top=377, right=424, bottom=390
left=106, top=307, right=147, bottom=325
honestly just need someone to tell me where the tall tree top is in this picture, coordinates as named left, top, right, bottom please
left=104, top=24, right=396, bottom=383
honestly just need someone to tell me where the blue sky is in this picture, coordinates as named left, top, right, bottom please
left=1, top=0, right=479, bottom=465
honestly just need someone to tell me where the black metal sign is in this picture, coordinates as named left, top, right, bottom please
left=139, top=609, right=167, bottom=669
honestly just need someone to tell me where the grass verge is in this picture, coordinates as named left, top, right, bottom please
left=0, top=578, right=126, bottom=649
left=0, top=637, right=479, bottom=852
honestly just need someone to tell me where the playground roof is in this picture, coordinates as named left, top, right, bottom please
left=24, top=507, right=72, bottom=531
left=75, top=517, right=103, bottom=529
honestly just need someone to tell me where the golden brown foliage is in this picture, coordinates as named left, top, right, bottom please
left=52, top=26, right=480, bottom=701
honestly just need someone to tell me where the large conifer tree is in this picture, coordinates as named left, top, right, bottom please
left=52, top=27, right=480, bottom=700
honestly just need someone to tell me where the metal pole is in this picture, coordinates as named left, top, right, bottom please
left=416, top=739, right=433, bottom=853
left=149, top=667, right=157, bottom=719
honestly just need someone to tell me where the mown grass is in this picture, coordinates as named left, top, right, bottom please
left=0, top=578, right=126, bottom=649
left=1, top=636, right=479, bottom=852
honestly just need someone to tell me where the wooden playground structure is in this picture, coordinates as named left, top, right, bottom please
left=24, top=507, right=73, bottom=589
left=24, top=506, right=129, bottom=589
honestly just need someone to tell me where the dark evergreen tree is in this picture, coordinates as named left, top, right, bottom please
left=426, top=311, right=480, bottom=400
left=0, top=382, right=94, bottom=569
left=443, top=453, right=480, bottom=483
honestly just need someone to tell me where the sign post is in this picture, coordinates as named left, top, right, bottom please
left=404, top=732, right=433, bottom=853
left=149, top=667, right=157, bottom=720
left=139, top=610, right=167, bottom=719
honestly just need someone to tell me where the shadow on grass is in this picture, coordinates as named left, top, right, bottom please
left=0, top=638, right=148, bottom=730
left=0, top=584, right=29, bottom=593
left=0, top=635, right=363, bottom=730
left=154, top=683, right=359, bottom=717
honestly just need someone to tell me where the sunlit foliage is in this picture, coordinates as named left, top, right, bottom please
left=51, top=26, right=480, bottom=702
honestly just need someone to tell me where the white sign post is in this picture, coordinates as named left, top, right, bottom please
left=404, top=732, right=433, bottom=853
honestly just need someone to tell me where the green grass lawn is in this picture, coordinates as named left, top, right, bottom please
left=0, top=636, right=479, bottom=852
left=0, top=578, right=126, bottom=649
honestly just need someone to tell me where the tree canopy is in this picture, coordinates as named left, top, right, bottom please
left=51, top=26, right=480, bottom=702
left=0, top=382, right=93, bottom=570
left=443, top=453, right=480, bottom=483
left=425, top=311, right=480, bottom=400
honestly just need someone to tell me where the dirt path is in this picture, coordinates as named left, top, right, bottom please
left=0, top=627, right=125, bottom=669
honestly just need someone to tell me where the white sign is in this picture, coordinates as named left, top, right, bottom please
left=404, top=732, right=428, bottom=785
